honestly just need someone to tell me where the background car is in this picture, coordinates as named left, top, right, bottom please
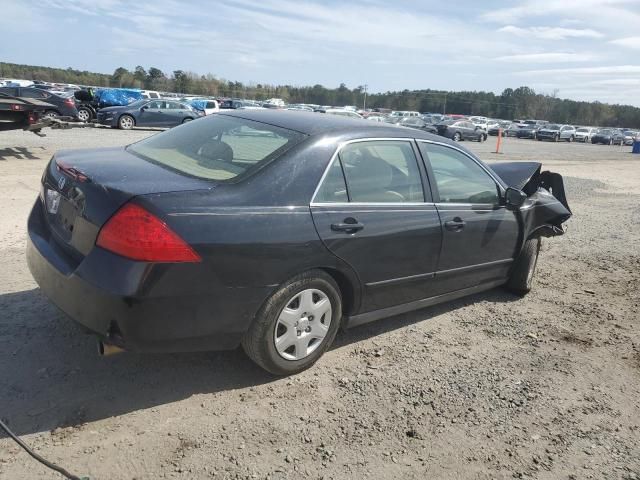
left=516, top=124, right=541, bottom=139
left=0, top=86, right=78, bottom=119
left=396, top=116, right=438, bottom=133
left=96, top=99, right=203, bottom=129
left=488, top=121, right=513, bottom=136
left=622, top=130, right=638, bottom=145
left=536, top=124, right=576, bottom=142
left=591, top=128, right=625, bottom=145
left=324, top=109, right=363, bottom=119
left=436, top=119, right=486, bottom=142
left=575, top=127, right=597, bottom=143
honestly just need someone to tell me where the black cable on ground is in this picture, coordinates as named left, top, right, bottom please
left=0, top=417, right=87, bottom=480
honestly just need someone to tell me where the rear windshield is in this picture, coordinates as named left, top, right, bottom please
left=127, top=115, right=306, bottom=181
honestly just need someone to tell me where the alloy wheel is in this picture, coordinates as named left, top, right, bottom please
left=274, top=289, right=332, bottom=361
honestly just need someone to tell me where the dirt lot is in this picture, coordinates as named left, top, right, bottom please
left=0, top=128, right=639, bottom=480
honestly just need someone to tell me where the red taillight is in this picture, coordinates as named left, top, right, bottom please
left=96, top=203, right=201, bottom=263
left=10, top=104, right=23, bottom=111
left=28, top=112, right=38, bottom=124
left=65, top=97, right=75, bottom=106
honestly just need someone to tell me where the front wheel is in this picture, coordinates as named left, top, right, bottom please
left=118, top=114, right=135, bottom=130
left=568, top=135, right=574, bottom=143
left=242, top=270, right=342, bottom=375
left=182, top=117, right=193, bottom=124
left=506, top=238, right=541, bottom=296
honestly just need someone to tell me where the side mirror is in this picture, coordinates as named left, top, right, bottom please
left=505, top=187, right=527, bottom=209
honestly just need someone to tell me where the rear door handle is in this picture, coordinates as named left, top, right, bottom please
left=444, top=217, right=466, bottom=232
left=331, top=221, right=364, bottom=233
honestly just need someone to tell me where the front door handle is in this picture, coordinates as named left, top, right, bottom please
left=331, top=219, right=364, bottom=233
left=444, top=217, right=466, bottom=232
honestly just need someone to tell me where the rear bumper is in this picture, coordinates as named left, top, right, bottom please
left=26, top=199, right=270, bottom=353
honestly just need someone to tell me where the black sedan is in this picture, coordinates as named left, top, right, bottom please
left=96, top=99, right=203, bottom=129
left=515, top=124, right=540, bottom=139
left=436, top=119, right=487, bottom=142
left=397, top=116, right=438, bottom=133
left=0, top=86, right=79, bottom=119
left=591, top=128, right=625, bottom=145
left=27, top=111, right=571, bottom=375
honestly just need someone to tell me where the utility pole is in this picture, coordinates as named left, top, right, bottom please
left=443, top=92, right=447, bottom=115
left=363, top=84, right=368, bottom=110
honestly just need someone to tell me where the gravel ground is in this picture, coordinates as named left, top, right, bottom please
left=0, top=128, right=639, bottom=480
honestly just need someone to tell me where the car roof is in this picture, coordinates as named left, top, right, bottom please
left=217, top=109, right=449, bottom=140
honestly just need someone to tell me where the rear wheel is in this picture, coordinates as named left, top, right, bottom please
left=118, top=114, right=135, bottom=130
left=242, top=270, right=342, bottom=375
left=43, top=110, right=59, bottom=119
left=452, top=132, right=461, bottom=142
left=609, top=138, right=613, bottom=146
left=554, top=134, right=559, bottom=142
left=182, top=117, right=193, bottom=124
left=568, top=135, right=574, bottom=143
left=77, top=107, right=92, bottom=123
left=506, top=238, right=541, bottom=296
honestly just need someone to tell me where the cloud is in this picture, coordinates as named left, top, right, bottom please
left=498, top=25, right=604, bottom=40
left=516, top=65, right=640, bottom=76
left=610, top=36, right=640, bottom=49
left=495, top=53, right=596, bottom=63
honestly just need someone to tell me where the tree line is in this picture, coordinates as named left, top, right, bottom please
left=1, top=62, right=639, bottom=128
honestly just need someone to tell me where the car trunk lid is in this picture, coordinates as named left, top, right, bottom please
left=41, top=146, right=213, bottom=259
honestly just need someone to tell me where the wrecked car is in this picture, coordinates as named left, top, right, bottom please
left=26, top=110, right=571, bottom=375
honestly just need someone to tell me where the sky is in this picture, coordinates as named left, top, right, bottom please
left=3, top=0, right=640, bottom=106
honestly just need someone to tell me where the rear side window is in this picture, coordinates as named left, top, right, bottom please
left=128, top=115, right=306, bottom=181
left=419, top=143, right=499, bottom=204
left=315, top=141, right=424, bottom=203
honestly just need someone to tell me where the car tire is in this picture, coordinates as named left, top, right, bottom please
left=118, top=115, right=135, bottom=130
left=242, top=270, right=342, bottom=376
left=77, top=107, right=92, bottom=123
left=554, top=134, right=559, bottom=142
left=182, top=117, right=193, bottom=124
left=609, top=138, right=613, bottom=146
left=452, top=132, right=461, bottom=142
left=43, top=110, right=60, bottom=119
left=568, top=135, right=574, bottom=143
left=506, top=237, right=541, bottom=296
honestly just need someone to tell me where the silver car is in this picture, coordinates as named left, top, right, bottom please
left=536, top=124, right=577, bottom=142
left=575, top=127, right=597, bottom=143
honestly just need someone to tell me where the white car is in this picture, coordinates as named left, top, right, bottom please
left=469, top=116, right=489, bottom=130
left=140, top=90, right=161, bottom=99
left=324, top=109, right=363, bottom=119
left=390, top=110, right=420, bottom=118
left=202, top=99, right=219, bottom=115
left=575, top=127, right=597, bottom=143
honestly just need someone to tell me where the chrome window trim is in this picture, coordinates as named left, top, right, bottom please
left=310, top=137, right=422, bottom=206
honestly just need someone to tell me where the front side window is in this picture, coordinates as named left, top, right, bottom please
left=128, top=115, right=306, bottom=181
left=146, top=101, right=163, bottom=109
left=328, top=141, right=424, bottom=203
left=419, top=143, right=499, bottom=204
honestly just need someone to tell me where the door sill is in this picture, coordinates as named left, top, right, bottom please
left=345, top=280, right=506, bottom=328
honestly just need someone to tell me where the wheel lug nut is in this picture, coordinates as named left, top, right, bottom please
left=305, top=326, right=311, bottom=332
left=297, top=330, right=301, bottom=336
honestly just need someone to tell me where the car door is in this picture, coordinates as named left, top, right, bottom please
left=417, top=141, right=519, bottom=294
left=310, top=139, right=443, bottom=313
left=161, top=101, right=185, bottom=126
left=462, top=122, right=476, bottom=140
left=138, top=100, right=164, bottom=126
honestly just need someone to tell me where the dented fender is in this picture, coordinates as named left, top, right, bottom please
left=489, top=162, right=572, bottom=244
